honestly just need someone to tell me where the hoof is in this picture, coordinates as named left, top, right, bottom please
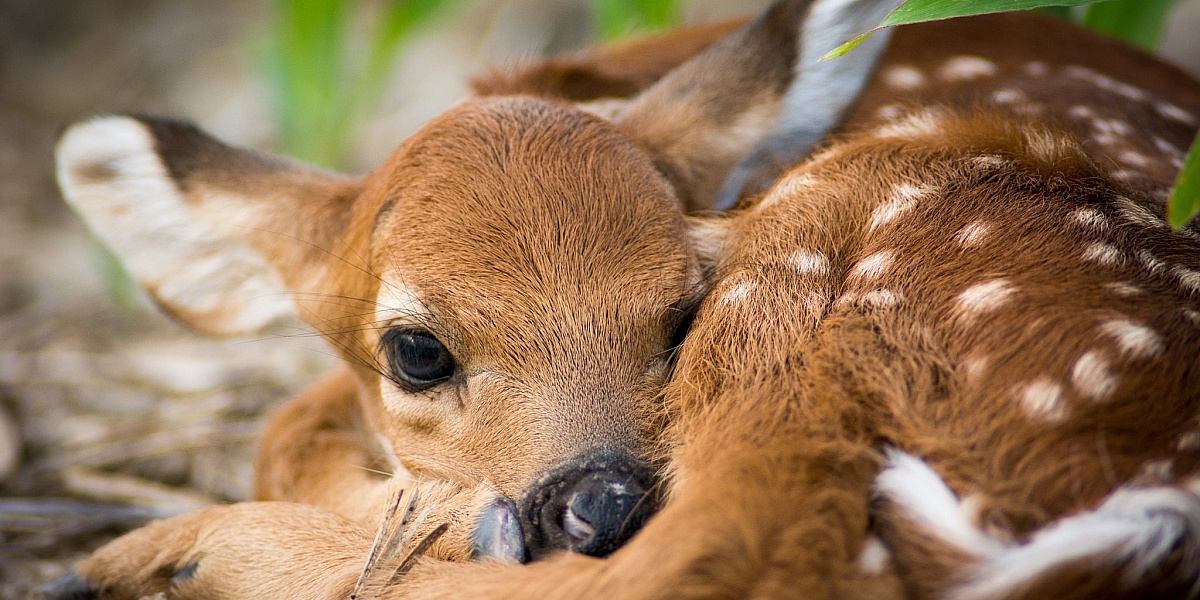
left=42, top=572, right=97, bottom=600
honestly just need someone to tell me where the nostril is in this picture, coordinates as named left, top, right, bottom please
left=561, top=502, right=596, bottom=543
left=521, top=451, right=659, bottom=560
left=563, top=479, right=650, bottom=557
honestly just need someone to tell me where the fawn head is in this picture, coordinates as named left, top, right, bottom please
left=53, top=0, right=896, bottom=561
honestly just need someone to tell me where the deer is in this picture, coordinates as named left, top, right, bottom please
left=48, top=1, right=1200, bottom=599
left=46, top=0, right=899, bottom=595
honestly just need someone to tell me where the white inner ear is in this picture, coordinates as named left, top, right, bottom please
left=56, top=116, right=294, bottom=335
left=783, top=0, right=905, bottom=134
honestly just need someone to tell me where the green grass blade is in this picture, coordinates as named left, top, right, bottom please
left=363, top=0, right=461, bottom=97
left=272, top=0, right=351, bottom=168
left=1082, top=0, right=1179, bottom=50
left=878, top=0, right=1100, bottom=28
left=1168, top=132, right=1200, bottom=229
left=342, top=0, right=462, bottom=151
left=591, top=0, right=680, bottom=41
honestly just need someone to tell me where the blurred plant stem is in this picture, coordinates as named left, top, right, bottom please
left=591, top=0, right=680, bottom=41
left=269, top=0, right=461, bottom=170
left=1082, top=0, right=1180, bottom=50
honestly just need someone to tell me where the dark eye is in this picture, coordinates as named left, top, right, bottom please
left=382, top=329, right=456, bottom=390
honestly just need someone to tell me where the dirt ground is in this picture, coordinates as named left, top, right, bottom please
left=2, top=0, right=1199, bottom=596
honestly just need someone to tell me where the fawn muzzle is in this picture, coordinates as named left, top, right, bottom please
left=520, top=449, right=658, bottom=560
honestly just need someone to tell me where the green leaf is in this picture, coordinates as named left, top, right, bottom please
left=878, top=0, right=1100, bottom=28
left=591, top=0, right=680, bottom=41
left=1033, top=6, right=1074, bottom=19
left=1082, top=0, right=1179, bottom=50
left=1168, top=132, right=1200, bottom=229
left=825, top=0, right=1101, bottom=60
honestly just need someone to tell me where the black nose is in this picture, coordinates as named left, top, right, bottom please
left=520, top=450, right=658, bottom=560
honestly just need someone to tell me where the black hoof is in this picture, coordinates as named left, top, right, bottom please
left=172, top=562, right=199, bottom=585
left=42, top=572, right=97, bottom=600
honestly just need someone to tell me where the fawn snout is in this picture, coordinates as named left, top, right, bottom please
left=516, top=449, right=657, bottom=560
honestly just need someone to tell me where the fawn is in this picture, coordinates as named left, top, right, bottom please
left=51, top=1, right=1200, bottom=599
left=49, top=0, right=896, bottom=594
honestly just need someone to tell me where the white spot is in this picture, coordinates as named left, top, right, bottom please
left=759, top=172, right=817, bottom=209
left=857, top=536, right=891, bottom=576
left=1025, top=131, right=1079, bottom=162
left=1183, top=309, right=1200, bottom=325
left=949, top=486, right=1200, bottom=600
left=875, top=109, right=945, bottom=138
left=1138, top=249, right=1164, bottom=274
left=1068, top=105, right=1096, bottom=120
left=883, top=65, right=926, bottom=90
left=1171, top=266, right=1200, bottom=295
left=1117, top=198, right=1166, bottom=229
left=1099, top=318, right=1164, bottom=359
left=962, top=355, right=990, bottom=384
left=1113, top=169, right=1140, bottom=181
left=1063, top=65, right=1149, bottom=102
left=862, top=288, right=902, bottom=308
left=972, top=155, right=1010, bottom=169
left=992, top=88, right=1027, bottom=104
left=1153, top=136, right=1185, bottom=158
left=790, top=249, right=830, bottom=276
left=939, top=56, right=997, bottom=81
left=721, top=280, right=757, bottom=304
left=1139, top=459, right=1175, bottom=482
left=874, top=449, right=1006, bottom=559
left=1104, top=282, right=1143, bottom=297
left=955, top=221, right=991, bottom=247
left=1176, top=431, right=1200, bottom=452
left=1118, top=150, right=1152, bottom=168
left=1156, top=102, right=1197, bottom=125
left=957, top=279, right=1016, bottom=319
left=850, top=251, right=896, bottom=281
left=1020, top=378, right=1068, bottom=423
left=1095, top=118, right=1133, bottom=137
left=869, top=184, right=927, bottom=232
left=1082, top=243, right=1123, bottom=267
left=1072, top=207, right=1110, bottom=231
left=1088, top=118, right=1133, bottom=148
left=876, top=104, right=904, bottom=120
left=1070, top=350, right=1118, bottom=401
left=1024, top=61, right=1048, bottom=76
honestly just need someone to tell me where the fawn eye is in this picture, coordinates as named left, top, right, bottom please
left=383, top=329, right=456, bottom=390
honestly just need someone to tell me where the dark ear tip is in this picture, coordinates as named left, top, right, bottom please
left=40, top=571, right=98, bottom=600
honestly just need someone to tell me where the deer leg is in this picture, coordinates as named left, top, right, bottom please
left=254, top=367, right=519, bottom=562
left=47, top=502, right=368, bottom=600
left=254, top=367, right=392, bottom=523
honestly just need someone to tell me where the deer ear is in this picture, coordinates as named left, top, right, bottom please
left=55, top=115, right=364, bottom=336
left=616, top=0, right=901, bottom=212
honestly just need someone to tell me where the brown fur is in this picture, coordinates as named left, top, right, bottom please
left=56, top=7, right=1200, bottom=600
